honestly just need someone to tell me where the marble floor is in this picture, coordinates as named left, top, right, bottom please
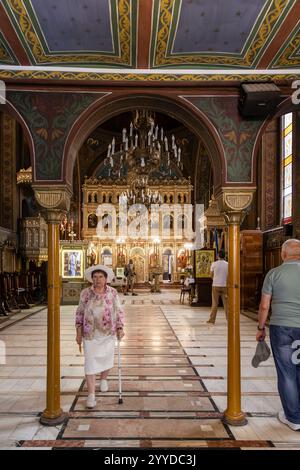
left=0, top=290, right=300, bottom=450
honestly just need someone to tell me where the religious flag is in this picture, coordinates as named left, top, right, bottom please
left=213, top=228, right=219, bottom=253
left=220, top=230, right=225, bottom=250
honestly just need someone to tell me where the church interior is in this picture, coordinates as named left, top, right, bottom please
left=1, top=0, right=300, bottom=452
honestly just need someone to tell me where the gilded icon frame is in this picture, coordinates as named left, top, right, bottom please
left=61, top=249, right=84, bottom=279
left=195, top=249, right=215, bottom=279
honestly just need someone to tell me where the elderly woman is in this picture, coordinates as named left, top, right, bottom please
left=75, top=264, right=125, bottom=409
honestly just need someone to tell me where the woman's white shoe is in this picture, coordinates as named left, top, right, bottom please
left=100, top=379, right=109, bottom=392
left=86, top=394, right=96, bottom=409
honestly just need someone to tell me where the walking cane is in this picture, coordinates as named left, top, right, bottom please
left=117, top=339, right=123, bottom=404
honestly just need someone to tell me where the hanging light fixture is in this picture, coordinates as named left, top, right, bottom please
left=104, top=110, right=183, bottom=205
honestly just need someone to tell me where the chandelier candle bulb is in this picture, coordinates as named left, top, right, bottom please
left=107, top=144, right=111, bottom=158
left=135, top=134, right=138, bottom=147
left=164, top=136, right=168, bottom=151
left=130, top=122, right=133, bottom=137
left=111, top=138, right=115, bottom=154
left=161, top=127, right=164, bottom=140
left=122, top=128, right=126, bottom=142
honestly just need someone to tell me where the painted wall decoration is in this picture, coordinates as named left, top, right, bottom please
left=0, top=114, right=16, bottom=230
left=7, top=91, right=99, bottom=180
left=183, top=96, right=262, bottom=183
left=0, top=31, right=18, bottom=64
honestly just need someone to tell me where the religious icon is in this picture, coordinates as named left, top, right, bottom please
left=177, top=250, right=187, bottom=269
left=62, top=249, right=84, bottom=278
left=117, top=251, right=126, bottom=266
left=195, top=250, right=215, bottom=278
left=90, top=249, right=97, bottom=266
left=88, top=213, right=98, bottom=228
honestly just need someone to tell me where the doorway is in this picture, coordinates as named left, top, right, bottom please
left=163, top=249, right=173, bottom=282
left=130, top=247, right=146, bottom=283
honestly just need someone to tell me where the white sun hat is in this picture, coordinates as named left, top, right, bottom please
left=84, top=264, right=115, bottom=283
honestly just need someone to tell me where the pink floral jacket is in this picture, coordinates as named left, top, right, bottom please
left=75, top=285, right=125, bottom=340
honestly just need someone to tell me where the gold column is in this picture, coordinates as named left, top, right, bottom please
left=216, top=188, right=255, bottom=427
left=223, top=212, right=247, bottom=426
left=32, top=185, right=72, bottom=426
left=40, top=210, right=66, bottom=426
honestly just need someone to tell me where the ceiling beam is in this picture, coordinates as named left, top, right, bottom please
left=137, top=0, right=153, bottom=69
left=0, top=3, right=31, bottom=65
left=256, top=1, right=300, bottom=69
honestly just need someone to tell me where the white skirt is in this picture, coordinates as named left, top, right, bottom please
left=83, top=331, right=115, bottom=375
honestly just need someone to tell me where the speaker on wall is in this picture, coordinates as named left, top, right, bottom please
left=238, top=82, right=281, bottom=118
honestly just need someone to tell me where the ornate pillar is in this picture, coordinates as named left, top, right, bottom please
left=217, top=188, right=255, bottom=426
left=33, top=185, right=72, bottom=426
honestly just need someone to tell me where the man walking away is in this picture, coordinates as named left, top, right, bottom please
left=207, top=250, right=228, bottom=324
left=124, top=259, right=137, bottom=296
left=257, top=239, right=300, bottom=431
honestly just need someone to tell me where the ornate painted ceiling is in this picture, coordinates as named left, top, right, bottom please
left=0, top=0, right=300, bottom=82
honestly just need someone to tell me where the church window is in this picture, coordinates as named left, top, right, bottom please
left=281, top=113, right=293, bottom=224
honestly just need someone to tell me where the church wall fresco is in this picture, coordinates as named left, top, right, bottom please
left=0, top=113, right=17, bottom=231
left=7, top=91, right=99, bottom=181
left=181, top=96, right=263, bottom=183
left=4, top=90, right=266, bottom=188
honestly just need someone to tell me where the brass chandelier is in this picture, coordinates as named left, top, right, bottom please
left=104, top=110, right=183, bottom=204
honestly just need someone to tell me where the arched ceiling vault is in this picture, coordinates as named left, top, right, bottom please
left=1, top=0, right=300, bottom=83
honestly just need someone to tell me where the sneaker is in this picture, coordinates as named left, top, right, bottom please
left=100, top=379, right=109, bottom=392
left=206, top=319, right=215, bottom=324
left=86, top=394, right=96, bottom=409
left=278, top=410, right=300, bottom=431
left=132, top=292, right=138, bottom=296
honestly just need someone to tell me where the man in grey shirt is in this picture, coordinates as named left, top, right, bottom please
left=257, top=239, right=300, bottom=431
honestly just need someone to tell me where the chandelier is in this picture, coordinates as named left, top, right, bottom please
left=104, top=110, right=183, bottom=205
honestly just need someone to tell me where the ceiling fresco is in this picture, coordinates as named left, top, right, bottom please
left=0, top=0, right=300, bottom=81
left=0, top=0, right=137, bottom=67
left=150, top=0, right=296, bottom=68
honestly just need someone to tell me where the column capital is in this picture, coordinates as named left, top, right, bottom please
left=42, top=209, right=64, bottom=225
left=215, top=187, right=256, bottom=225
left=32, top=184, right=72, bottom=212
left=32, top=184, right=72, bottom=225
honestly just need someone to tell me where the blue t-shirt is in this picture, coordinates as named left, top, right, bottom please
left=262, top=261, right=300, bottom=327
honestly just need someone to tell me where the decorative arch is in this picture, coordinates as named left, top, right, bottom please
left=63, top=93, right=225, bottom=190
left=252, top=97, right=300, bottom=180
left=130, top=246, right=145, bottom=257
